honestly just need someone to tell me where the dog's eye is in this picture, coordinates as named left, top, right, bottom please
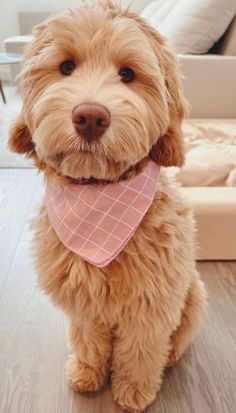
left=119, top=67, right=135, bottom=83
left=60, top=60, right=76, bottom=76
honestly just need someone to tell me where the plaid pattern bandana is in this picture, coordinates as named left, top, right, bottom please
left=46, top=161, right=161, bottom=267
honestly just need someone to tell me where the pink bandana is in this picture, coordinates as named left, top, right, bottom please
left=46, top=161, right=161, bottom=267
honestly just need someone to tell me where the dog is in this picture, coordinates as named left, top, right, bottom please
left=9, top=1, right=207, bottom=412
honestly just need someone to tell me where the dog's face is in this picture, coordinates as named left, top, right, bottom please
left=9, top=1, right=186, bottom=181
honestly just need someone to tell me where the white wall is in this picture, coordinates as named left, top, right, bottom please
left=0, top=0, right=149, bottom=52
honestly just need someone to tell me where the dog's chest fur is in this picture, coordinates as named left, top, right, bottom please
left=33, top=174, right=195, bottom=329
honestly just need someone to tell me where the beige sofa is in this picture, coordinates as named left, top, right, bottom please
left=178, top=19, right=236, bottom=260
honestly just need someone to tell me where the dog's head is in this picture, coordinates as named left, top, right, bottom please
left=9, top=0, right=186, bottom=181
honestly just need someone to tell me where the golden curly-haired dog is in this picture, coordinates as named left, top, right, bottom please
left=9, top=1, right=207, bottom=411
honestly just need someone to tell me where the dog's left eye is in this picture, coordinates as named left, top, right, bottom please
left=119, top=67, right=135, bottom=83
left=60, top=60, right=76, bottom=76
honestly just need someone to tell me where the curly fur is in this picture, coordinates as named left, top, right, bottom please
left=9, top=1, right=207, bottom=412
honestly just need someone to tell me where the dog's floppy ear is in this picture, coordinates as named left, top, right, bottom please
left=149, top=43, right=186, bottom=167
left=8, top=112, right=35, bottom=157
left=149, top=121, right=185, bottom=168
left=130, top=15, right=187, bottom=167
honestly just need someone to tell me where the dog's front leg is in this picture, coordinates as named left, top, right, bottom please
left=66, top=317, right=112, bottom=392
left=111, top=318, right=170, bottom=413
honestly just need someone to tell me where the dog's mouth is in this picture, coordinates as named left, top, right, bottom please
left=50, top=151, right=149, bottom=185
left=43, top=143, right=107, bottom=180
left=41, top=143, right=145, bottom=184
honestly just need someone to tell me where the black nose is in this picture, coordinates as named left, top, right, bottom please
left=72, top=103, right=110, bottom=142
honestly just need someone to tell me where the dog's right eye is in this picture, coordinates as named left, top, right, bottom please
left=60, top=60, right=76, bottom=76
left=119, top=67, right=135, bottom=83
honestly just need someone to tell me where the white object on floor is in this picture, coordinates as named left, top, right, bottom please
left=141, top=0, right=236, bottom=54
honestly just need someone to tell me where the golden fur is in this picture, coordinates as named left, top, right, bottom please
left=9, top=1, right=207, bottom=412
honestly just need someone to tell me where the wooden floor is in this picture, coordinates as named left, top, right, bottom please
left=0, top=169, right=236, bottom=413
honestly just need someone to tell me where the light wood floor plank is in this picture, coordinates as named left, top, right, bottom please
left=0, top=169, right=39, bottom=292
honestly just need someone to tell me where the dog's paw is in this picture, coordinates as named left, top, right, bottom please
left=66, top=354, right=105, bottom=392
left=112, top=380, right=156, bottom=412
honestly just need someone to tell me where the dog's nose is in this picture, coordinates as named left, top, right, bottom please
left=72, top=103, right=110, bottom=141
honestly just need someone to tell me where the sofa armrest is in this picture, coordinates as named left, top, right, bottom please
left=179, top=54, right=236, bottom=118
left=182, top=187, right=236, bottom=260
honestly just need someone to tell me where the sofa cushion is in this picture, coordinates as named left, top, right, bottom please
left=218, top=16, right=236, bottom=55
left=141, top=0, right=236, bottom=54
